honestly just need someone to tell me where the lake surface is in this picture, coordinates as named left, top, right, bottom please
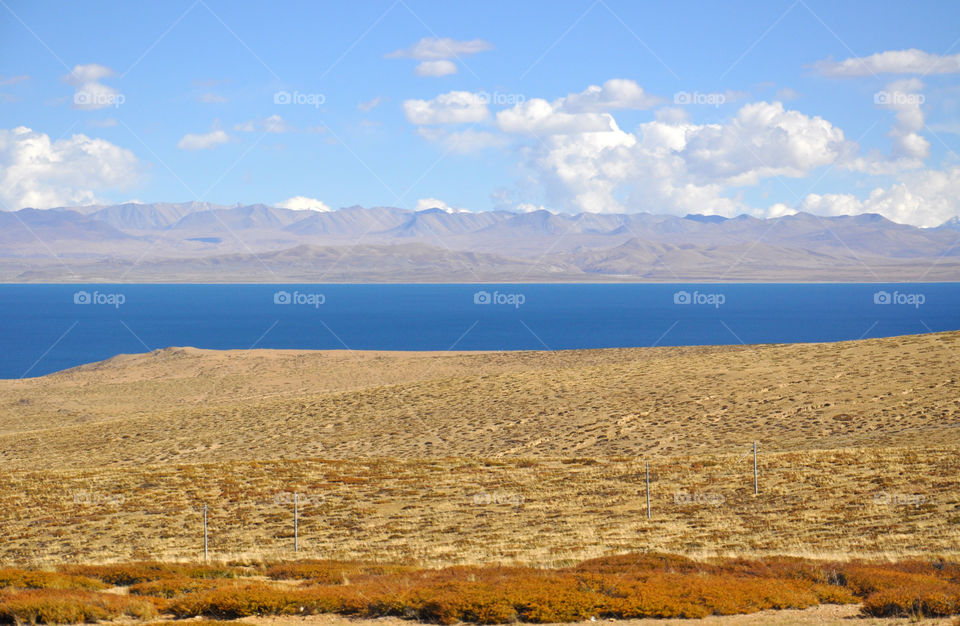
left=0, top=283, right=957, bottom=379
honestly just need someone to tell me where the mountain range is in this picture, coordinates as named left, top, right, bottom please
left=1, top=202, right=958, bottom=282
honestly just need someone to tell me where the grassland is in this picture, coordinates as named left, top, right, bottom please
left=0, top=332, right=958, bottom=622
left=1, top=331, right=959, bottom=467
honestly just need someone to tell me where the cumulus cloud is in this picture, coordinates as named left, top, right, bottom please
left=177, top=129, right=230, bottom=150
left=386, top=37, right=493, bottom=60
left=795, top=167, right=960, bottom=227
left=386, top=37, right=492, bottom=77
left=562, top=79, right=662, bottom=112
left=414, top=197, right=467, bottom=213
left=415, top=60, right=458, bottom=77
left=403, top=91, right=489, bottom=125
left=276, top=196, right=331, bottom=212
left=497, top=98, right=616, bottom=135
left=0, top=126, right=139, bottom=209
left=845, top=79, right=929, bottom=174
left=495, top=79, right=659, bottom=135
left=62, top=64, right=124, bottom=110
left=507, top=98, right=851, bottom=215
left=815, top=48, right=960, bottom=77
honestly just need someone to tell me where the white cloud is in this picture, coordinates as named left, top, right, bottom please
left=798, top=167, right=960, bottom=227
left=845, top=79, right=929, bottom=174
left=403, top=91, right=489, bottom=125
left=497, top=98, right=616, bottom=135
left=62, top=64, right=124, bottom=111
left=177, top=129, right=230, bottom=150
left=415, top=60, right=458, bottom=77
left=414, top=197, right=467, bottom=213
left=233, top=114, right=295, bottom=133
left=386, top=37, right=493, bottom=60
left=515, top=202, right=554, bottom=213
left=0, top=126, right=139, bottom=209
left=416, top=127, right=507, bottom=153
left=357, top=96, right=383, bottom=112
left=510, top=98, right=851, bottom=215
left=815, top=48, right=960, bottom=77
left=276, top=196, right=331, bottom=212
left=560, top=79, right=662, bottom=112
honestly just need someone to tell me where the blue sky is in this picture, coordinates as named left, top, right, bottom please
left=2, top=0, right=960, bottom=225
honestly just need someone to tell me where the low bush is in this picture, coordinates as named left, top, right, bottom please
left=58, top=563, right=240, bottom=586
left=128, top=577, right=225, bottom=598
left=0, top=570, right=106, bottom=591
left=0, top=589, right=156, bottom=624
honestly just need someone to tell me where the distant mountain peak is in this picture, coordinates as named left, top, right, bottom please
left=936, top=216, right=960, bottom=230
left=683, top=214, right=728, bottom=223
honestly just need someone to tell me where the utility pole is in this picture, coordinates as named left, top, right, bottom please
left=645, top=461, right=651, bottom=519
left=753, top=441, right=758, bottom=495
left=203, top=504, right=208, bottom=561
left=294, top=493, right=299, bottom=553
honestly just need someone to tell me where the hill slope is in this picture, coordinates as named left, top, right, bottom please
left=2, top=331, right=958, bottom=469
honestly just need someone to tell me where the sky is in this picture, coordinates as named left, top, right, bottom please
left=1, top=0, right=960, bottom=226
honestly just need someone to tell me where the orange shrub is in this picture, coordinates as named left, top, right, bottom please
left=0, top=570, right=106, bottom=591
left=861, top=583, right=960, bottom=618
left=0, top=589, right=156, bottom=624
left=128, top=576, right=225, bottom=598
left=59, top=562, right=239, bottom=586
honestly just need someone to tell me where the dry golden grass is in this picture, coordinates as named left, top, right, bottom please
left=1, top=332, right=958, bottom=624
left=1, top=331, right=958, bottom=467
left=0, top=448, right=956, bottom=566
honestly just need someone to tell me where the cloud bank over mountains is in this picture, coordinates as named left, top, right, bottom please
left=3, top=46, right=960, bottom=228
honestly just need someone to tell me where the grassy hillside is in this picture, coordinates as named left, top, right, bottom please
left=1, top=332, right=958, bottom=468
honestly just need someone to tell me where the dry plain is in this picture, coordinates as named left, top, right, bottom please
left=0, top=332, right=959, bottom=622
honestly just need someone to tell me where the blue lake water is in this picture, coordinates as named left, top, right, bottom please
left=0, top=283, right=957, bottom=379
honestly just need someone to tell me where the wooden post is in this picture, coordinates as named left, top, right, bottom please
left=753, top=441, right=758, bottom=495
left=294, top=493, right=299, bottom=553
left=645, top=461, right=651, bottom=519
left=203, top=504, right=208, bottom=562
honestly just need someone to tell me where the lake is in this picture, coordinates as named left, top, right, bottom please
left=0, top=283, right=956, bottom=379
